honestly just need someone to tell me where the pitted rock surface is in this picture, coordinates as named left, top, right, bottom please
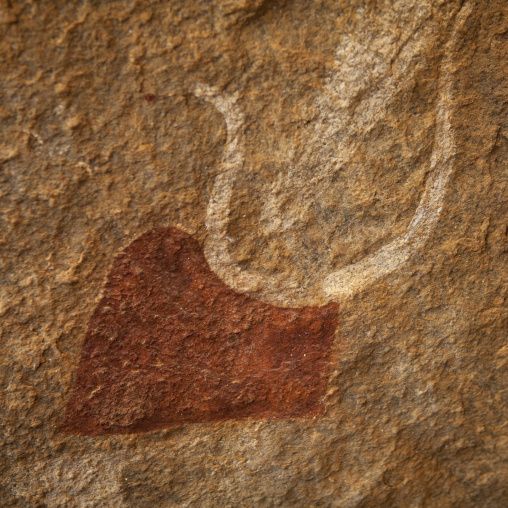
left=1, top=0, right=507, bottom=506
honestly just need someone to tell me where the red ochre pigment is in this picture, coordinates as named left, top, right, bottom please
left=61, top=227, right=339, bottom=435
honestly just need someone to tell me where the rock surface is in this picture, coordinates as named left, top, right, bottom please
left=1, top=0, right=507, bottom=506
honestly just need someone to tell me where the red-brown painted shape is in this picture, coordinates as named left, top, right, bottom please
left=61, top=227, right=339, bottom=435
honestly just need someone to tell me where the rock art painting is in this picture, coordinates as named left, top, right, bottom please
left=62, top=2, right=472, bottom=436
left=198, top=0, right=474, bottom=304
left=61, top=228, right=338, bottom=435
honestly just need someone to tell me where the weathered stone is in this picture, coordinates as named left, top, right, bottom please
left=1, top=0, right=507, bottom=506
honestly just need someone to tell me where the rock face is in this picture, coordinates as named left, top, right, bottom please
left=1, top=0, right=507, bottom=506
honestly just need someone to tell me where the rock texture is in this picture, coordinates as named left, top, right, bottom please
left=1, top=0, right=507, bottom=506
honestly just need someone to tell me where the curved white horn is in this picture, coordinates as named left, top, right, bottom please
left=194, top=84, right=268, bottom=293
left=323, top=0, right=473, bottom=300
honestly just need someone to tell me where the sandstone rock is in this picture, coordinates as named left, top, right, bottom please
left=1, top=0, right=507, bottom=506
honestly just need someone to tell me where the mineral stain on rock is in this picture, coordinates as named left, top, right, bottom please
left=61, top=228, right=339, bottom=435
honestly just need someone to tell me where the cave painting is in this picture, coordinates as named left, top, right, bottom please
left=61, top=228, right=338, bottom=435
left=61, top=3, right=472, bottom=435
